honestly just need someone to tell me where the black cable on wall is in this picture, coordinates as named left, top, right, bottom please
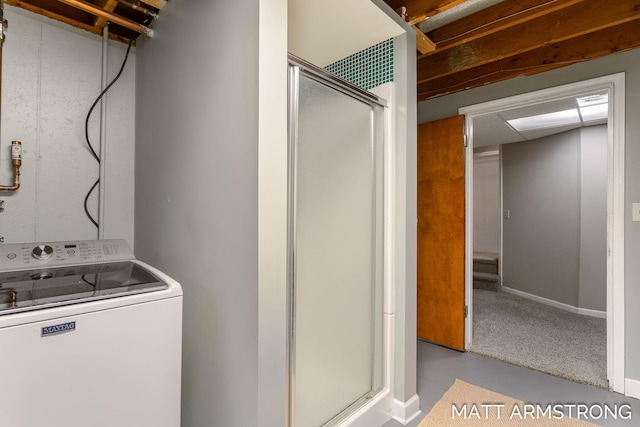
left=84, top=38, right=134, bottom=228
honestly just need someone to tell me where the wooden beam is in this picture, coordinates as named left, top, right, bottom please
left=140, top=0, right=165, bottom=9
left=396, top=6, right=437, bottom=53
left=419, top=0, right=587, bottom=58
left=401, top=0, right=468, bottom=25
left=7, top=0, right=93, bottom=24
left=417, top=18, right=640, bottom=100
left=417, top=0, right=640, bottom=84
left=6, top=0, right=133, bottom=42
left=427, top=0, right=576, bottom=45
left=56, top=0, right=151, bottom=35
left=413, top=24, right=437, bottom=54
left=94, top=0, right=119, bottom=30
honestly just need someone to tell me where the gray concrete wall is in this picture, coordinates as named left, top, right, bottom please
left=1, top=6, right=135, bottom=246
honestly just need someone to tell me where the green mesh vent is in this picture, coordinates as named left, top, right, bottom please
left=324, top=38, right=394, bottom=91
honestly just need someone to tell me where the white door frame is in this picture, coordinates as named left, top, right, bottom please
left=459, top=73, right=626, bottom=394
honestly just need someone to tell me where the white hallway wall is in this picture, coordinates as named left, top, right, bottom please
left=0, top=6, right=135, bottom=246
left=473, top=153, right=500, bottom=254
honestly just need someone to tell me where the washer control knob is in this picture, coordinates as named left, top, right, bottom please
left=32, top=245, right=54, bottom=260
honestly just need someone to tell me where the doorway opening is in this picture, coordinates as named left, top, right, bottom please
left=460, top=73, right=626, bottom=393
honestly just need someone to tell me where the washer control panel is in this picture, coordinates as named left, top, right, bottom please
left=31, top=245, right=54, bottom=260
left=0, top=239, right=135, bottom=272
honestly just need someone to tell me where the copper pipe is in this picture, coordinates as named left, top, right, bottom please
left=56, top=0, right=153, bottom=36
left=0, top=288, right=17, bottom=309
left=0, top=141, right=21, bottom=192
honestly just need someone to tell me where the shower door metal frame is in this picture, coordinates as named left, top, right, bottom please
left=286, top=53, right=388, bottom=427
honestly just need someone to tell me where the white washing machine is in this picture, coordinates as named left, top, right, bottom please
left=0, top=239, right=183, bottom=427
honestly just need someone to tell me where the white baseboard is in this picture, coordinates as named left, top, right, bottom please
left=391, top=394, right=421, bottom=425
left=341, top=389, right=393, bottom=427
left=577, top=306, right=607, bottom=318
left=501, top=286, right=606, bottom=319
left=625, top=378, right=640, bottom=399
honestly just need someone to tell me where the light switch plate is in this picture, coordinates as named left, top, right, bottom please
left=633, top=203, right=640, bottom=222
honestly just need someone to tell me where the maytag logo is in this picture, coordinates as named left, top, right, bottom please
left=42, top=321, right=76, bottom=337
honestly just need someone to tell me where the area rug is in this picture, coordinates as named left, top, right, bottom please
left=419, top=379, right=602, bottom=426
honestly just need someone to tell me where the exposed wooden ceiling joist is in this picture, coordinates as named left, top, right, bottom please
left=426, top=0, right=565, bottom=46
left=93, top=0, right=119, bottom=29
left=419, top=0, right=638, bottom=81
left=387, top=0, right=640, bottom=101
left=418, top=19, right=640, bottom=99
left=387, top=0, right=468, bottom=25
left=396, top=6, right=436, bottom=54
left=56, top=0, right=151, bottom=35
left=139, top=0, right=163, bottom=8
left=6, top=0, right=639, bottom=101
left=5, top=0, right=162, bottom=42
left=413, top=25, right=437, bottom=53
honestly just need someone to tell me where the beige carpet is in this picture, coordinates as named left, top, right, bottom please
left=419, top=379, right=601, bottom=426
left=470, top=289, right=607, bottom=388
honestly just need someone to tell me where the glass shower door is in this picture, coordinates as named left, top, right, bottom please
left=288, top=56, right=385, bottom=427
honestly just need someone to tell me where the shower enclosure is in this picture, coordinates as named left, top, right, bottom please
left=287, top=55, right=386, bottom=427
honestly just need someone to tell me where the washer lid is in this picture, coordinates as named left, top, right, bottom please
left=0, top=261, right=168, bottom=316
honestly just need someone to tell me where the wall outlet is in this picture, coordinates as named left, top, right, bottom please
left=504, top=209, right=510, bottom=219
left=633, top=203, right=640, bottom=222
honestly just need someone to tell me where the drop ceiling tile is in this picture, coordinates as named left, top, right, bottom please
left=473, top=114, right=525, bottom=147
left=519, top=124, right=582, bottom=141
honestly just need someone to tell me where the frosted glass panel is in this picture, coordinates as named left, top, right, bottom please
left=292, top=73, right=383, bottom=427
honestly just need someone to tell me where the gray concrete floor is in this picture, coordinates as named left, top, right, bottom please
left=383, top=340, right=640, bottom=426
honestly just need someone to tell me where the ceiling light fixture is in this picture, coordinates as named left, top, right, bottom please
left=579, top=103, right=608, bottom=123
left=508, top=93, right=609, bottom=132
left=577, top=93, right=608, bottom=108
left=507, top=109, right=581, bottom=132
